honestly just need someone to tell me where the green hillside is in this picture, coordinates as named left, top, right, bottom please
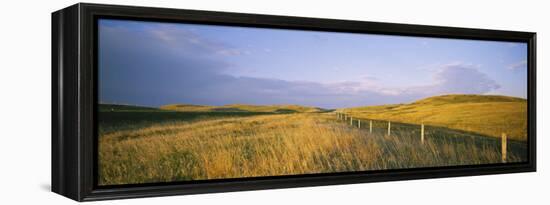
left=161, top=103, right=325, bottom=113
left=341, top=94, right=527, bottom=141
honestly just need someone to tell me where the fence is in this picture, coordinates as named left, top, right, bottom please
left=335, top=112, right=508, bottom=163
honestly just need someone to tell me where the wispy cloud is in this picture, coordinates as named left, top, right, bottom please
left=324, top=63, right=500, bottom=99
left=420, top=63, right=500, bottom=94
left=508, top=60, right=527, bottom=70
left=147, top=24, right=244, bottom=57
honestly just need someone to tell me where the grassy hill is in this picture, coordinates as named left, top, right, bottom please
left=161, top=103, right=326, bottom=113
left=99, top=104, right=168, bottom=112
left=340, top=94, right=527, bottom=141
left=98, top=103, right=325, bottom=134
left=98, top=104, right=274, bottom=134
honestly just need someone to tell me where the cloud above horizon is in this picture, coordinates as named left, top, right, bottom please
left=405, top=63, right=501, bottom=96
left=98, top=19, right=526, bottom=108
left=508, top=60, right=527, bottom=70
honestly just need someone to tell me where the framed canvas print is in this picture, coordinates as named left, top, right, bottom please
left=52, top=3, right=536, bottom=201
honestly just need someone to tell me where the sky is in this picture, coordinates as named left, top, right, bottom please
left=98, top=19, right=528, bottom=109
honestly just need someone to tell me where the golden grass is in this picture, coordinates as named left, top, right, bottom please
left=98, top=113, right=523, bottom=185
left=341, top=94, right=527, bottom=141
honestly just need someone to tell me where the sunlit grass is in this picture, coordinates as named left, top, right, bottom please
left=341, top=94, right=527, bottom=141
left=98, top=112, right=526, bottom=185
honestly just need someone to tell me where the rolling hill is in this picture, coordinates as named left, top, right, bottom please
left=99, top=104, right=167, bottom=112
left=161, top=103, right=326, bottom=113
left=340, top=94, right=527, bottom=141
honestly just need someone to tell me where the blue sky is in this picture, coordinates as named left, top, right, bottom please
left=98, top=19, right=527, bottom=108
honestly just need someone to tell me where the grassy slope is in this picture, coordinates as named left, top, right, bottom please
left=99, top=103, right=324, bottom=133
left=341, top=94, right=527, bottom=141
left=98, top=104, right=271, bottom=134
left=160, top=103, right=325, bottom=113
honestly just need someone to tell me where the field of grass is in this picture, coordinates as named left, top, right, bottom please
left=98, top=103, right=527, bottom=185
left=340, top=94, right=527, bottom=141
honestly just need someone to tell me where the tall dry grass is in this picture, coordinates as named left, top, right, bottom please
left=99, top=113, right=524, bottom=185
left=343, top=95, right=527, bottom=141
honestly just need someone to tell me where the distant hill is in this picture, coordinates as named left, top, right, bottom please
left=341, top=94, right=527, bottom=141
left=99, top=104, right=165, bottom=112
left=412, top=94, right=525, bottom=105
left=161, top=103, right=326, bottom=113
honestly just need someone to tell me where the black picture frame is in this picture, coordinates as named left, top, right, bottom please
left=52, top=3, right=536, bottom=201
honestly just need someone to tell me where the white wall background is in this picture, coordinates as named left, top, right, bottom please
left=0, top=0, right=546, bottom=204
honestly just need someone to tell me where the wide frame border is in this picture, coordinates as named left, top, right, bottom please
left=52, top=3, right=536, bottom=202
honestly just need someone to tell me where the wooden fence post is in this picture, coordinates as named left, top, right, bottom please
left=369, top=120, right=373, bottom=133
left=350, top=116, right=353, bottom=126
left=501, top=133, right=507, bottom=163
left=387, top=121, right=391, bottom=136
left=421, top=123, right=425, bottom=144
left=358, top=120, right=361, bottom=129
